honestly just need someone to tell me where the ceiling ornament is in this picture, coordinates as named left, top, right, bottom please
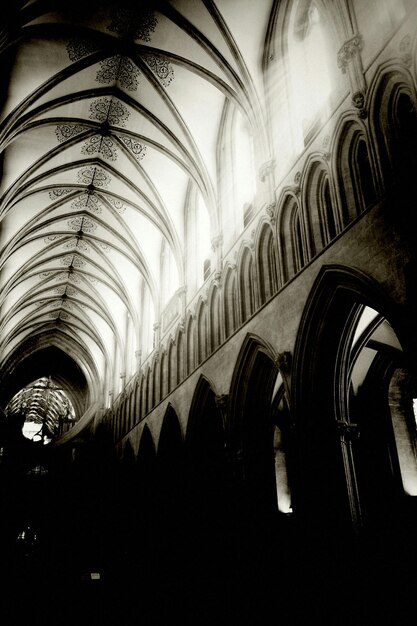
left=68, top=216, right=97, bottom=233
left=48, top=300, right=73, bottom=310
left=71, top=192, right=103, bottom=214
left=89, top=97, right=130, bottom=127
left=60, top=254, right=85, bottom=268
left=55, top=124, right=86, bottom=143
left=65, top=239, right=91, bottom=253
left=66, top=37, right=97, bottom=62
left=81, top=134, right=118, bottom=161
left=143, top=54, right=174, bottom=87
left=97, top=241, right=110, bottom=252
left=108, top=197, right=126, bottom=213
left=54, top=271, right=81, bottom=284
left=39, top=271, right=55, bottom=279
left=49, top=311, right=70, bottom=320
left=117, top=134, right=146, bottom=161
left=107, top=5, right=157, bottom=41
left=96, top=56, right=140, bottom=91
left=78, top=167, right=111, bottom=188
left=49, top=189, right=73, bottom=200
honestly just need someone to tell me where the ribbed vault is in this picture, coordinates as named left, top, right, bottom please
left=0, top=0, right=272, bottom=435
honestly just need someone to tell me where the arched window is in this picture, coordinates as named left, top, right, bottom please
left=257, top=223, right=278, bottom=304
left=278, top=194, right=306, bottom=282
left=320, top=176, right=337, bottom=244
left=135, top=375, right=143, bottom=422
left=160, top=351, right=168, bottom=400
left=152, top=357, right=159, bottom=407
left=186, top=315, right=195, bottom=375
left=168, top=340, right=176, bottom=393
left=239, top=248, right=255, bottom=322
left=337, top=124, right=376, bottom=226
left=209, top=286, right=222, bottom=351
left=294, top=211, right=306, bottom=273
left=224, top=268, right=238, bottom=338
left=304, top=161, right=327, bottom=257
left=196, top=301, right=208, bottom=364
left=390, top=92, right=417, bottom=184
left=145, top=366, right=152, bottom=413
left=176, top=329, right=185, bottom=385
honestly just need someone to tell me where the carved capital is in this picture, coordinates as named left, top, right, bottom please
left=352, top=90, right=367, bottom=118
left=265, top=202, right=276, bottom=221
left=276, top=351, right=291, bottom=372
left=214, top=270, right=222, bottom=285
left=337, top=34, right=363, bottom=74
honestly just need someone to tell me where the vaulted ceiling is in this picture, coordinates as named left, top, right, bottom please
left=0, top=1, right=272, bottom=425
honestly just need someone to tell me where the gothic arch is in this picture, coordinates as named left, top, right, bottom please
left=333, top=118, right=376, bottom=227
left=137, top=423, right=158, bottom=531
left=175, top=326, right=185, bottom=386
left=185, top=376, right=226, bottom=515
left=228, top=334, right=280, bottom=517
left=237, top=246, right=256, bottom=322
left=156, top=404, right=185, bottom=527
left=277, top=192, right=306, bottom=283
left=292, top=264, right=411, bottom=535
left=185, top=314, right=195, bottom=375
left=135, top=375, right=143, bottom=423
left=223, top=265, right=239, bottom=338
left=186, top=375, right=224, bottom=447
left=255, top=221, right=279, bottom=304
left=208, top=284, right=222, bottom=352
left=301, top=157, right=336, bottom=256
left=195, top=298, right=208, bottom=365
left=368, top=66, right=417, bottom=187
left=167, top=339, right=176, bottom=393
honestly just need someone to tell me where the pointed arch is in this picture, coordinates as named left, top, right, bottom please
left=369, top=68, right=417, bottom=188
left=176, top=326, right=185, bottom=385
left=196, top=299, right=208, bottom=364
left=256, top=221, right=278, bottom=304
left=208, top=284, right=222, bottom=351
left=277, top=193, right=306, bottom=283
left=186, top=314, right=195, bottom=375
left=302, top=159, right=337, bottom=256
left=335, top=120, right=376, bottom=227
left=292, top=265, right=411, bottom=535
left=223, top=265, right=238, bottom=338
left=185, top=376, right=227, bottom=520
left=238, top=246, right=256, bottom=322
left=228, top=334, right=280, bottom=517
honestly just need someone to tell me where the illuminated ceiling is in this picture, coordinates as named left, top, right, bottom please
left=0, top=0, right=272, bottom=419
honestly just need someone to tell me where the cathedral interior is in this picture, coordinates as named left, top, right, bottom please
left=1, top=0, right=417, bottom=624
